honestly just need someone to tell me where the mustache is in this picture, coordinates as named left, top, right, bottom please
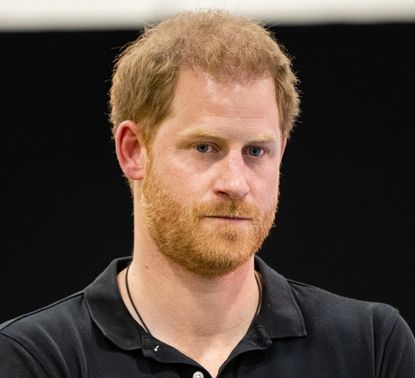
left=192, top=200, right=261, bottom=219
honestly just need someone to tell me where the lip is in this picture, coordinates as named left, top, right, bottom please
left=204, top=216, right=252, bottom=221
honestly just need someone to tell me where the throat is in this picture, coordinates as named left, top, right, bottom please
left=118, top=258, right=263, bottom=376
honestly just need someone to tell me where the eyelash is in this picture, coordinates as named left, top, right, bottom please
left=194, top=143, right=267, bottom=157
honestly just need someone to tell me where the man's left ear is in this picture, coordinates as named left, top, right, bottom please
left=114, top=120, right=147, bottom=181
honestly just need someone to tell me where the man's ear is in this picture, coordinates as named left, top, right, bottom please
left=115, top=120, right=147, bottom=181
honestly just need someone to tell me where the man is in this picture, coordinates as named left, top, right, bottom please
left=1, top=10, right=414, bottom=378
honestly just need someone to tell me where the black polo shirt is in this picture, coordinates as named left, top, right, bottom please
left=1, top=256, right=414, bottom=377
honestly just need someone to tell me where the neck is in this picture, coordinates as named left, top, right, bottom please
left=119, top=243, right=259, bottom=341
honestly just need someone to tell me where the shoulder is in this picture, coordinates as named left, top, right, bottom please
left=287, top=278, right=400, bottom=329
left=257, top=256, right=404, bottom=338
left=0, top=291, right=91, bottom=376
left=1, top=290, right=87, bottom=339
left=287, top=278, right=404, bottom=339
left=279, top=278, right=415, bottom=375
left=287, top=279, right=415, bottom=368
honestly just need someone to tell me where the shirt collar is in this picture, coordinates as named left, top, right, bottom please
left=254, top=256, right=307, bottom=339
left=84, top=256, right=306, bottom=351
left=84, top=257, right=144, bottom=350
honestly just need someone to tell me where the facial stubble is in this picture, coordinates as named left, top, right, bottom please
left=141, top=163, right=278, bottom=278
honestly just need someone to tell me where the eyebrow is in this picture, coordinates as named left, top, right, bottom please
left=181, top=129, right=279, bottom=144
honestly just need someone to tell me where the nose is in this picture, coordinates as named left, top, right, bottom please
left=212, top=151, right=250, bottom=200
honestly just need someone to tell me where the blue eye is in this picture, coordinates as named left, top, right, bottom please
left=195, top=144, right=211, bottom=153
left=246, top=146, right=265, bottom=157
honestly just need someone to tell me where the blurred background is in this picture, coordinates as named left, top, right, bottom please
left=1, top=1, right=414, bottom=333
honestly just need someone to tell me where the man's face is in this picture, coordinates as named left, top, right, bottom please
left=140, top=70, right=285, bottom=278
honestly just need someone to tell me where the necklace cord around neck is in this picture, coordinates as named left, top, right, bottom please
left=125, top=263, right=152, bottom=335
left=254, top=271, right=263, bottom=316
left=125, top=263, right=263, bottom=336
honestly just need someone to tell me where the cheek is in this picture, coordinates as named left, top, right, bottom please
left=252, top=168, right=280, bottom=205
left=151, top=157, right=208, bottom=201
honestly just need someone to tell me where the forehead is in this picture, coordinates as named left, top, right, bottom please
left=153, top=69, right=281, bottom=144
left=173, top=69, right=277, bottom=113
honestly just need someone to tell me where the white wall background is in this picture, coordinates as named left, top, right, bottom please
left=1, top=0, right=415, bottom=30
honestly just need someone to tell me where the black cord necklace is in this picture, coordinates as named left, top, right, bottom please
left=254, top=271, right=263, bottom=316
left=125, top=263, right=152, bottom=335
left=125, top=263, right=263, bottom=336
